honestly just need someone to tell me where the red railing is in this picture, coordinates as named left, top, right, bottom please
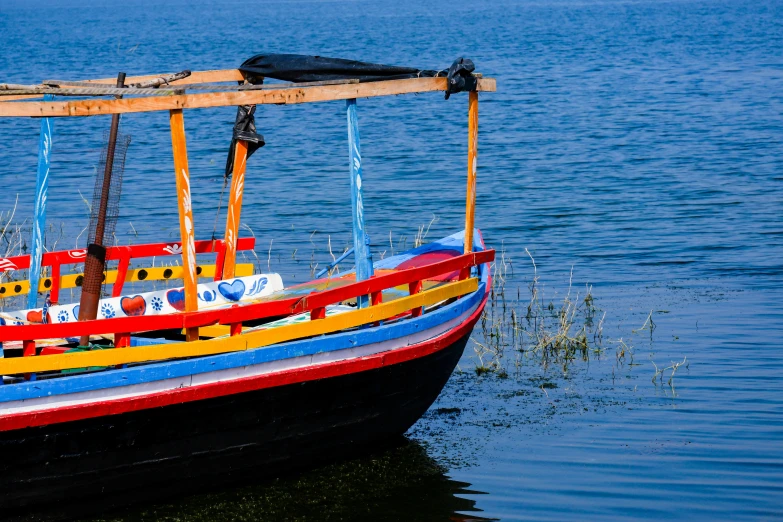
left=0, top=250, right=494, bottom=348
left=0, top=238, right=255, bottom=302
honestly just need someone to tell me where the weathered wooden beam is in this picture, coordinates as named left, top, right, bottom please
left=86, top=69, right=244, bottom=85
left=464, top=91, right=479, bottom=255
left=169, top=109, right=199, bottom=341
left=0, top=70, right=243, bottom=103
left=0, top=78, right=497, bottom=117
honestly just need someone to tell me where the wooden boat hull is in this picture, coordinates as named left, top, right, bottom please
left=0, top=297, right=483, bottom=511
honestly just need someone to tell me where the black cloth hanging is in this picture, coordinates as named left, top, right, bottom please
left=224, top=104, right=264, bottom=178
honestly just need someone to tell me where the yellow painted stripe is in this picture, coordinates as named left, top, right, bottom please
left=193, top=324, right=235, bottom=338
left=0, top=264, right=253, bottom=300
left=0, top=278, right=478, bottom=374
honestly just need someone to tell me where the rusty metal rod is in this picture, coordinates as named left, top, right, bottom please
left=78, top=72, right=125, bottom=346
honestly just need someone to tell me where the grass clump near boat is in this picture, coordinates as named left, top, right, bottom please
left=471, top=247, right=607, bottom=376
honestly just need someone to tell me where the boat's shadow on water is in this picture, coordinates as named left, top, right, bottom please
left=14, top=438, right=493, bottom=522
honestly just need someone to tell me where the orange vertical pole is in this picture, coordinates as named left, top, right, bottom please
left=222, top=140, right=248, bottom=280
left=464, top=91, right=479, bottom=255
left=169, top=109, right=199, bottom=341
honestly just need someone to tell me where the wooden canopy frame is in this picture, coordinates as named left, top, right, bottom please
left=0, top=67, right=495, bottom=356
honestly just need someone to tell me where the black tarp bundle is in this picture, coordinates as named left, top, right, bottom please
left=225, top=55, right=477, bottom=176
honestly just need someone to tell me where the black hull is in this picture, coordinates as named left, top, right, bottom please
left=1, top=331, right=470, bottom=513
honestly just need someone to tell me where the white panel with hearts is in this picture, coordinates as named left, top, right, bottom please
left=0, top=274, right=284, bottom=325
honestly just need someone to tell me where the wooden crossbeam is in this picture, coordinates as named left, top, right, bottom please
left=84, top=69, right=244, bottom=86
left=0, top=78, right=497, bottom=117
left=0, top=70, right=245, bottom=103
left=0, top=277, right=478, bottom=374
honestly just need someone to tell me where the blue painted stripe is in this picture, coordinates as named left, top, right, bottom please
left=27, top=94, right=54, bottom=310
left=0, top=271, right=487, bottom=403
left=346, top=99, right=373, bottom=308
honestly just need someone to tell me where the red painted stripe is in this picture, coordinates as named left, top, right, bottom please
left=0, top=293, right=487, bottom=432
left=300, top=250, right=494, bottom=310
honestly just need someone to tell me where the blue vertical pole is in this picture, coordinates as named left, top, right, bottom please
left=28, top=94, right=54, bottom=310
left=346, top=98, right=374, bottom=308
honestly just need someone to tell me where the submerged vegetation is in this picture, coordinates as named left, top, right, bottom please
left=467, top=244, right=687, bottom=393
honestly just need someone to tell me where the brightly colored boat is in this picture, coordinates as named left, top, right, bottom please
left=0, top=55, right=496, bottom=510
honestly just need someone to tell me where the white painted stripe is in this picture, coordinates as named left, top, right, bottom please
left=0, top=302, right=477, bottom=416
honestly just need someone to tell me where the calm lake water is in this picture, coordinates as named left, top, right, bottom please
left=1, top=0, right=782, bottom=519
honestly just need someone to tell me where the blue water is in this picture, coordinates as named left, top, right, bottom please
left=1, top=0, right=783, bottom=519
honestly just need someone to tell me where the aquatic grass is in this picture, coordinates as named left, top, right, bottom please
left=651, top=356, right=688, bottom=387
left=414, top=214, right=438, bottom=248
left=471, top=248, right=605, bottom=376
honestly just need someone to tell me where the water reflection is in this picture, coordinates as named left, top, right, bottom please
left=25, top=440, right=492, bottom=522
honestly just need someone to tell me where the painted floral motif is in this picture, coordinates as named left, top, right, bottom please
left=151, top=296, right=163, bottom=312
left=57, top=310, right=69, bottom=323
left=100, top=302, right=116, bottom=319
left=247, top=277, right=268, bottom=296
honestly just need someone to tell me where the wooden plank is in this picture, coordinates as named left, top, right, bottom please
left=222, top=140, right=248, bottom=279
left=0, top=94, right=43, bottom=102
left=0, top=278, right=478, bottom=373
left=346, top=99, right=374, bottom=308
left=84, top=69, right=244, bottom=86
left=27, top=94, right=54, bottom=309
left=169, top=109, right=199, bottom=341
left=0, top=77, right=497, bottom=117
left=0, top=74, right=495, bottom=105
left=464, top=91, right=479, bottom=254
left=0, top=70, right=243, bottom=104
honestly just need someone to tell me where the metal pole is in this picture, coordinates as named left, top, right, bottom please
left=346, top=99, right=373, bottom=308
left=78, top=73, right=125, bottom=345
left=27, top=94, right=54, bottom=310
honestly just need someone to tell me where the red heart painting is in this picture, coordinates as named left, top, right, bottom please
left=120, top=295, right=147, bottom=317
left=166, top=288, right=186, bottom=311
left=26, top=310, right=51, bottom=324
